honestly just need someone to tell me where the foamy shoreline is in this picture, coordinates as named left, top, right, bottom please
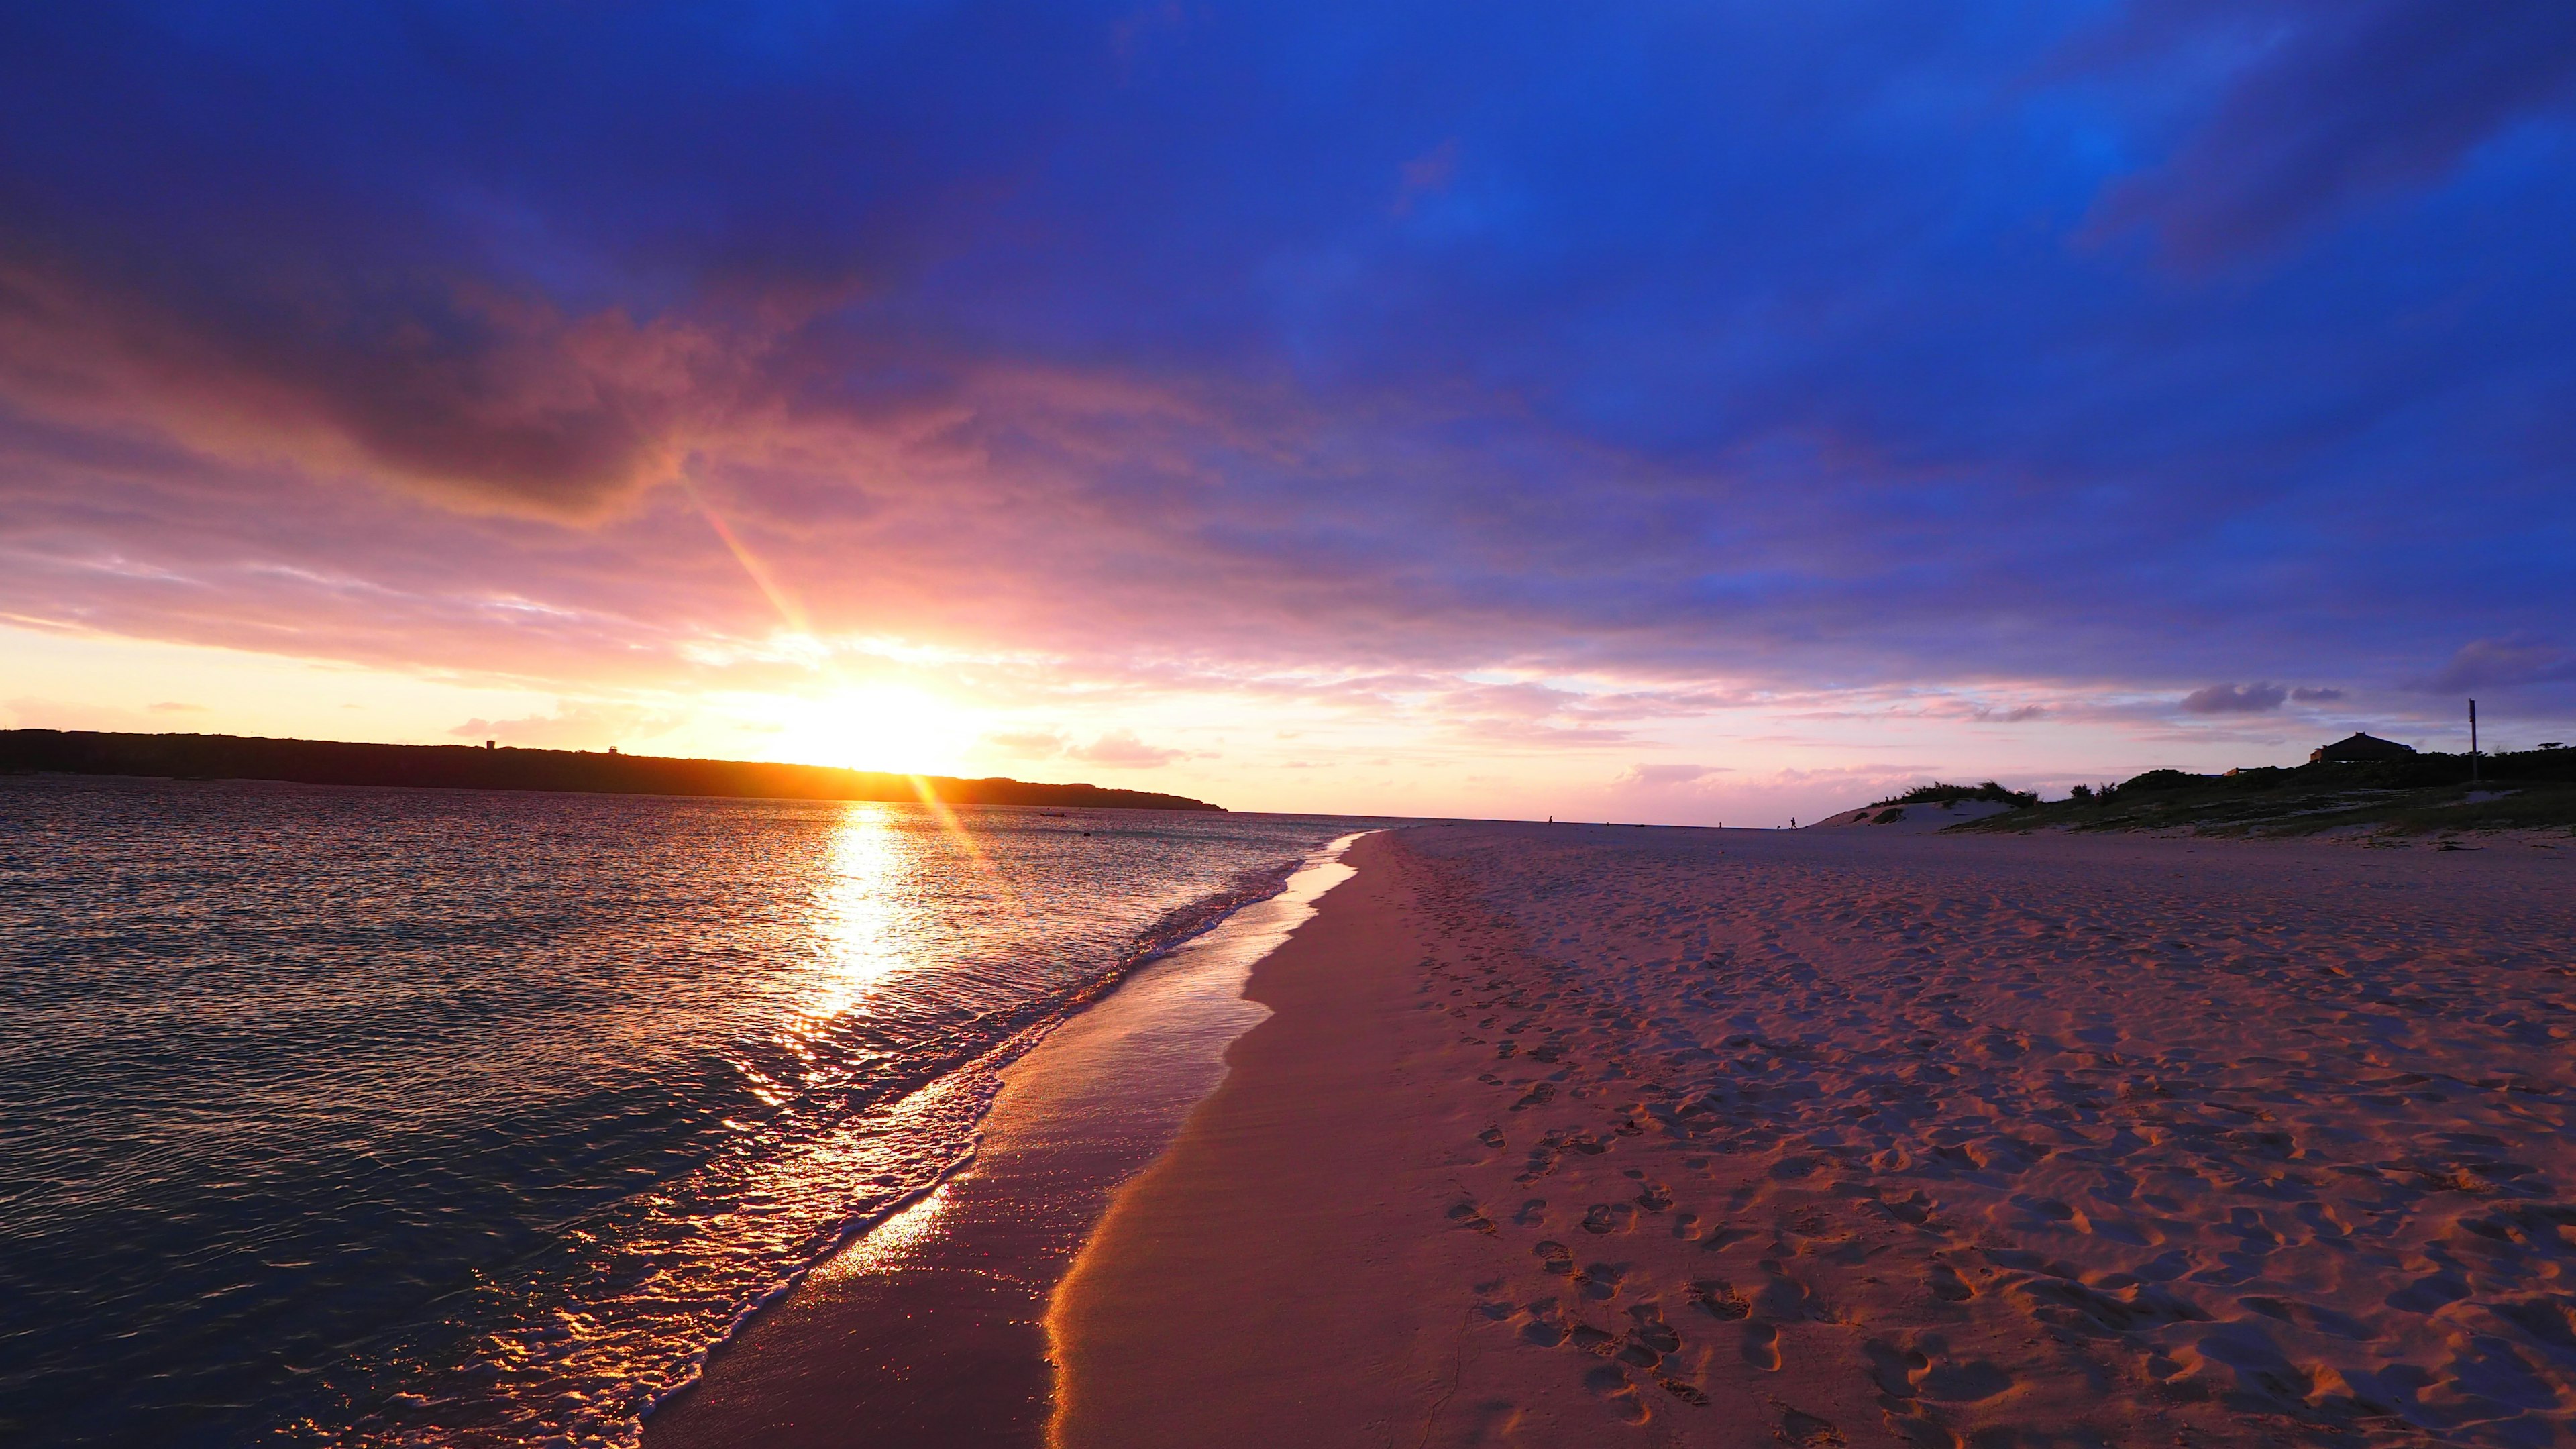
left=645, top=834, right=1364, bottom=1448
left=1053, top=823, right=2576, bottom=1447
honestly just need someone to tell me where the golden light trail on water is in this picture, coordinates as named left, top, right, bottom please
left=798, top=803, right=903, bottom=1032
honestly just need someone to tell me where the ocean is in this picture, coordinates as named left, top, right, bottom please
left=0, top=776, right=1365, bottom=1447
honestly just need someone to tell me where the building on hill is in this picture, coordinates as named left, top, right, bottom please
left=2309, top=732, right=2417, bottom=764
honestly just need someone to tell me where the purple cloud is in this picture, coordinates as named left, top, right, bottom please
left=0, top=256, right=747, bottom=515
left=2092, top=0, right=2576, bottom=263
left=2416, top=637, right=2576, bottom=692
left=0, top=1, right=2569, bottom=743
left=2180, top=682, right=2288, bottom=714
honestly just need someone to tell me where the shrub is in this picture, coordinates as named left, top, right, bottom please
left=1876, top=780, right=2040, bottom=810
left=2110, top=769, right=2210, bottom=796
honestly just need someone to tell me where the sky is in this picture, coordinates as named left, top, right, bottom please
left=3, top=1, right=2574, bottom=824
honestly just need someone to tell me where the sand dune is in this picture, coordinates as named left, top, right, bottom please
left=1812, top=800, right=2019, bottom=832
left=1053, top=824, right=2576, bottom=1448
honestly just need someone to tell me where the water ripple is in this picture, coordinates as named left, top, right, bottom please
left=0, top=778, right=1357, bottom=1448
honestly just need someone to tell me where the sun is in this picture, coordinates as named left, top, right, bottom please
left=773, top=685, right=975, bottom=775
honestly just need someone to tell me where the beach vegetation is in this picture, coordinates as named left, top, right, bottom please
left=1873, top=780, right=2040, bottom=809
left=2104, top=769, right=2208, bottom=797
left=1960, top=748, right=2576, bottom=839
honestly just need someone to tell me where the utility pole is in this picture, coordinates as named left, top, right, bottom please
left=2470, top=698, right=2480, bottom=786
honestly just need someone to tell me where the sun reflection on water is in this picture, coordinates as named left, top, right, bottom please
left=804, top=802, right=906, bottom=1027
left=725, top=803, right=913, bottom=1109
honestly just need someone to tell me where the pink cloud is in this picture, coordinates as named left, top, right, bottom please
left=1063, top=729, right=1187, bottom=768
left=1613, top=763, right=1729, bottom=788
left=981, top=729, right=1069, bottom=759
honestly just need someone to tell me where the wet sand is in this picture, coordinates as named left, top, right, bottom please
left=1053, top=823, right=2576, bottom=1447
left=643, top=835, right=1359, bottom=1448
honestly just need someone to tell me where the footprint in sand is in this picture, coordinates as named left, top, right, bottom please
left=1446, top=1201, right=1498, bottom=1234
left=1559, top=1128, right=1611, bottom=1157
left=1521, top=1316, right=1568, bottom=1348
left=1774, top=1405, right=1842, bottom=1446
left=1583, top=1202, right=1639, bottom=1234
left=1687, top=1279, right=1750, bottom=1319
left=1582, top=1365, right=1648, bottom=1424
left=1618, top=1305, right=1680, bottom=1369
left=1741, top=1320, right=1782, bottom=1371
left=1656, top=1375, right=1709, bottom=1405
left=1478, top=1125, right=1507, bottom=1149
left=1880, top=1405, right=1962, bottom=1449
left=1864, top=1340, right=1925, bottom=1400
left=1578, top=1261, right=1627, bottom=1301
left=1697, top=1224, right=1756, bottom=1252
left=1912, top=1357, right=2013, bottom=1403
left=1925, top=1261, right=1974, bottom=1303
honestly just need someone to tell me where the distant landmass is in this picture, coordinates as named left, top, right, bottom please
left=1799, top=746, right=2576, bottom=839
left=0, top=730, right=1226, bottom=812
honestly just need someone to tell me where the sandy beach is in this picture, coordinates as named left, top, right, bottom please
left=1052, top=824, right=2576, bottom=1448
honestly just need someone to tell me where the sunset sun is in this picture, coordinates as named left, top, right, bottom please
left=771, top=685, right=975, bottom=775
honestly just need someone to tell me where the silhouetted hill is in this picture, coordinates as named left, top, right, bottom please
left=1961, top=748, right=2576, bottom=838
left=0, top=731, right=1225, bottom=812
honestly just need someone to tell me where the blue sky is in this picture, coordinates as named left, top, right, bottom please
left=3, top=1, right=2573, bottom=818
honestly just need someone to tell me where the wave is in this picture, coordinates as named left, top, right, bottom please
left=323, top=854, right=1309, bottom=1448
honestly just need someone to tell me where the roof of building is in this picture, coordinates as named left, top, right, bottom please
left=2309, top=731, right=2418, bottom=763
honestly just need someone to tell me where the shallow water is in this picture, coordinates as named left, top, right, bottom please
left=643, top=831, right=1365, bottom=1448
left=0, top=777, right=1364, bottom=1447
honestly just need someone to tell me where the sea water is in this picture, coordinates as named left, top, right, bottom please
left=0, top=777, right=1364, bottom=1447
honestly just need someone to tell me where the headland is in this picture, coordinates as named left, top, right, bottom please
left=0, top=729, right=1223, bottom=812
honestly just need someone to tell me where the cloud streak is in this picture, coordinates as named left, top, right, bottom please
left=2090, top=1, right=2576, bottom=264
left=2416, top=637, right=2576, bottom=693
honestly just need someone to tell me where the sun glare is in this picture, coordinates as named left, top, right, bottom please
left=773, top=686, right=974, bottom=775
